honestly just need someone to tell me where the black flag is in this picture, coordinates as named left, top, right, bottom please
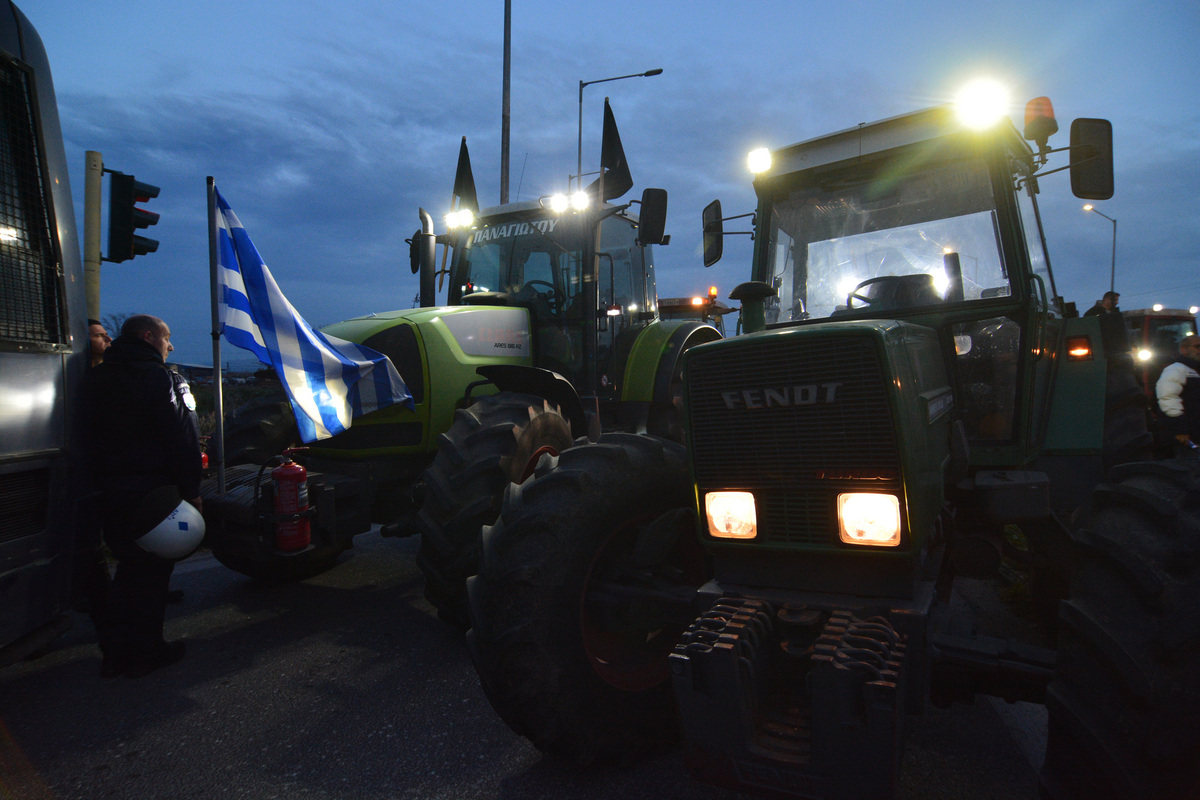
left=587, top=98, right=633, bottom=201
left=453, top=136, right=478, bottom=212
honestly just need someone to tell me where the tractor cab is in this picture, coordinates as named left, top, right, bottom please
left=712, top=98, right=1113, bottom=466
left=443, top=200, right=659, bottom=399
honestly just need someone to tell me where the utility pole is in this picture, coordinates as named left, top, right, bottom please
left=500, top=0, right=511, bottom=204
left=83, top=151, right=103, bottom=320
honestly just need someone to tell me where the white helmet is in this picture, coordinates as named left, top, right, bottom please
left=134, top=487, right=205, bottom=561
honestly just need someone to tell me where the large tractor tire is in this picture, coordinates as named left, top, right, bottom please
left=1040, top=459, right=1200, bottom=799
left=465, top=434, right=708, bottom=765
left=210, top=542, right=347, bottom=584
left=416, top=392, right=574, bottom=627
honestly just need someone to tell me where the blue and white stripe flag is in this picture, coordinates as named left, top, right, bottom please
left=214, top=187, right=413, bottom=442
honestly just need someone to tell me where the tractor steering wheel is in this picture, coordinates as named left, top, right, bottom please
left=522, top=280, right=563, bottom=314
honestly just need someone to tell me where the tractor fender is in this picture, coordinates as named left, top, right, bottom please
left=473, top=364, right=588, bottom=439
left=623, top=320, right=722, bottom=404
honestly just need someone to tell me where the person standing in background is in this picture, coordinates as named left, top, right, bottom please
left=1156, top=335, right=1200, bottom=453
left=88, top=319, right=111, bottom=367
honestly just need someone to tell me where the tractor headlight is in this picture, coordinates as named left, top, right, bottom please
left=705, top=491, right=757, bottom=539
left=837, top=493, right=901, bottom=547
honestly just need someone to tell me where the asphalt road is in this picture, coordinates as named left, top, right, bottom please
left=0, top=534, right=1045, bottom=800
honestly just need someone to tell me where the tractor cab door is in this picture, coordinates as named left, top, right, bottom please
left=1012, top=164, right=1063, bottom=460
left=947, top=151, right=1061, bottom=462
left=595, top=215, right=653, bottom=400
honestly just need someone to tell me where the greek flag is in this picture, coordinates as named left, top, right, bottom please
left=214, top=187, right=413, bottom=442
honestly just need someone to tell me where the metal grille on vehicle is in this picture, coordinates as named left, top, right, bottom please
left=0, top=468, right=49, bottom=544
left=0, top=55, right=63, bottom=347
left=686, top=333, right=902, bottom=545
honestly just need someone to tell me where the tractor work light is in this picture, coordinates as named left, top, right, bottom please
left=954, top=79, right=1009, bottom=130
left=837, top=493, right=901, bottom=547
left=1066, top=336, right=1093, bottom=361
left=544, top=191, right=590, bottom=214
left=747, top=147, right=772, bottom=174
left=705, top=491, right=757, bottom=539
left=445, top=208, right=474, bottom=229
left=1137, top=349, right=1153, bottom=362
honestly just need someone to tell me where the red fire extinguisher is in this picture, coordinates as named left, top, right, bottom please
left=272, top=450, right=310, bottom=552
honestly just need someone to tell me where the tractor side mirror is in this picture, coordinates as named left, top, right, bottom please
left=1069, top=118, right=1114, bottom=201
left=637, top=188, right=668, bottom=246
left=702, top=199, right=724, bottom=267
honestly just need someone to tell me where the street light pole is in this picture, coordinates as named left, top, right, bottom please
left=1084, top=204, right=1117, bottom=293
left=500, top=0, right=511, bottom=204
left=576, top=68, right=662, bottom=190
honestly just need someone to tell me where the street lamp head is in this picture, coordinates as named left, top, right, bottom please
left=643, top=68, right=663, bottom=77
left=1083, top=204, right=1093, bottom=211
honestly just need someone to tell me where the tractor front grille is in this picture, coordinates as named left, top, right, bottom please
left=685, top=332, right=902, bottom=546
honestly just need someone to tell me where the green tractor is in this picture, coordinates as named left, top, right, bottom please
left=465, top=93, right=1200, bottom=798
left=202, top=150, right=721, bottom=626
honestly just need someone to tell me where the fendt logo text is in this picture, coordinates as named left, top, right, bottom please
left=721, top=383, right=843, bottom=410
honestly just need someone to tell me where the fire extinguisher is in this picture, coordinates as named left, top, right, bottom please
left=272, top=450, right=310, bottom=552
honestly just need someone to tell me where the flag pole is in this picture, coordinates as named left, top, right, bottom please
left=207, top=176, right=226, bottom=494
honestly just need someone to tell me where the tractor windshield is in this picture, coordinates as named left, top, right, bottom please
left=762, top=155, right=1010, bottom=325
left=450, top=211, right=653, bottom=388
left=455, top=215, right=589, bottom=319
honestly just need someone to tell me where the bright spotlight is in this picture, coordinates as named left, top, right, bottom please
left=445, top=208, right=474, bottom=229
left=955, top=79, right=1010, bottom=129
left=548, top=194, right=569, bottom=213
left=747, top=147, right=772, bottom=174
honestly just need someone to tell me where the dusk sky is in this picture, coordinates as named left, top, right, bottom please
left=24, top=0, right=1200, bottom=367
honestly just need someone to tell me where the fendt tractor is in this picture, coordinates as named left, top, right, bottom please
left=0, top=3, right=95, bottom=665
left=465, top=93, right=1200, bottom=798
left=202, top=143, right=720, bottom=626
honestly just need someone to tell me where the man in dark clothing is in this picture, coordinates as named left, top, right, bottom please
left=81, top=314, right=203, bottom=677
left=88, top=318, right=112, bottom=366
left=1083, top=291, right=1121, bottom=317
left=1156, top=336, right=1200, bottom=452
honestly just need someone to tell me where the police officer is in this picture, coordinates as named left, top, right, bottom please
left=82, top=314, right=203, bottom=678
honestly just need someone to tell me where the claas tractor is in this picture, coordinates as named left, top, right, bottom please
left=465, top=90, right=1200, bottom=799
left=201, top=135, right=720, bottom=628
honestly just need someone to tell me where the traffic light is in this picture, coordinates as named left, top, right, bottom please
left=106, top=171, right=160, bottom=262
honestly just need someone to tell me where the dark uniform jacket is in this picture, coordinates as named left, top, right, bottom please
left=81, top=335, right=202, bottom=504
